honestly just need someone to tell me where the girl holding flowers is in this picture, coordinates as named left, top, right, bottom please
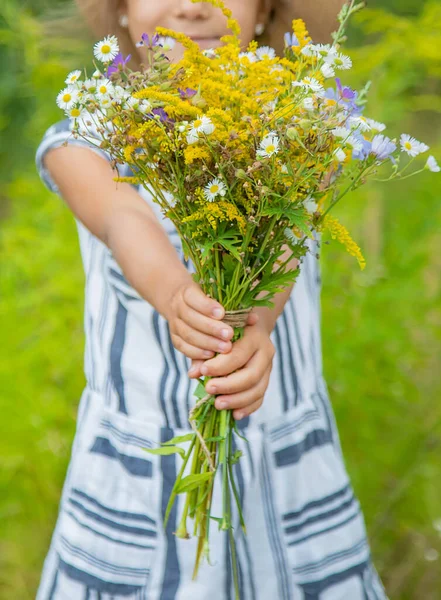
left=35, top=1, right=388, bottom=598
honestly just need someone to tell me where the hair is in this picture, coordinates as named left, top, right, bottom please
left=43, top=0, right=345, bottom=66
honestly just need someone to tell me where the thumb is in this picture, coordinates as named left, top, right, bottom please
left=188, top=359, right=204, bottom=379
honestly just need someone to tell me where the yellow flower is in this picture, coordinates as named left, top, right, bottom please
left=184, top=145, right=211, bottom=164
left=321, top=215, right=366, bottom=270
left=292, top=19, right=312, bottom=48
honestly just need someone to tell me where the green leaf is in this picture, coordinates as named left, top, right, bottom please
left=230, top=449, right=243, bottom=465
left=163, top=433, right=195, bottom=446
left=143, top=445, right=186, bottom=458
left=194, top=380, right=208, bottom=400
left=175, top=472, right=214, bottom=494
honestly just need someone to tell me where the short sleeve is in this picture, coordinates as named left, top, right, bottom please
left=35, top=118, right=112, bottom=195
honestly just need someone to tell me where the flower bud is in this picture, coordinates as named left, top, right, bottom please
left=286, top=127, right=298, bottom=141
left=235, top=169, right=247, bottom=179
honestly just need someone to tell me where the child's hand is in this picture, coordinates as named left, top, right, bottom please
left=167, top=281, right=236, bottom=361
left=188, top=318, right=275, bottom=421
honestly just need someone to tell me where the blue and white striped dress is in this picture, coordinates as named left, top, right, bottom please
left=35, top=118, right=388, bottom=600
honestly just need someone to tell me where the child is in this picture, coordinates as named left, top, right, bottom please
left=35, top=1, right=388, bottom=598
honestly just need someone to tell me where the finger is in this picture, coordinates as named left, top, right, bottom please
left=175, top=318, right=233, bottom=355
left=246, top=311, right=259, bottom=326
left=200, top=335, right=257, bottom=377
left=207, top=349, right=268, bottom=397
left=181, top=304, right=234, bottom=342
left=183, top=284, right=225, bottom=320
left=215, top=366, right=271, bottom=411
left=171, top=334, right=216, bottom=361
left=233, top=397, right=264, bottom=421
left=188, top=359, right=204, bottom=379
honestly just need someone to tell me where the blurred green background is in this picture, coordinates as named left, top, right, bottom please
left=1, top=0, right=440, bottom=598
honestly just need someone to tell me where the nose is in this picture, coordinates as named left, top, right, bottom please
left=175, top=0, right=211, bottom=20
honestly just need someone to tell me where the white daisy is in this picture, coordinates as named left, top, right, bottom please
left=66, top=105, right=88, bottom=120
left=96, top=79, right=114, bottom=98
left=239, top=51, right=257, bottom=63
left=257, top=133, right=280, bottom=158
left=303, top=196, right=318, bottom=214
left=426, top=155, right=440, bottom=172
left=366, top=118, right=386, bottom=132
left=256, top=46, right=276, bottom=61
left=334, top=148, right=347, bottom=162
left=188, top=116, right=215, bottom=142
left=331, top=126, right=351, bottom=140
left=321, top=63, right=335, bottom=79
left=348, top=116, right=371, bottom=132
left=400, top=134, right=429, bottom=157
left=300, top=44, right=316, bottom=57
left=99, top=97, right=113, bottom=110
left=314, top=44, right=336, bottom=58
left=326, top=52, right=352, bottom=70
left=65, top=70, right=82, bottom=86
left=302, top=77, right=325, bottom=96
left=56, top=87, right=79, bottom=110
left=84, top=78, right=98, bottom=93
left=204, top=177, right=227, bottom=201
left=93, top=35, right=119, bottom=63
left=346, top=135, right=363, bottom=153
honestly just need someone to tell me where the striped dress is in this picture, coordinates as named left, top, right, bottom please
left=35, top=118, right=388, bottom=600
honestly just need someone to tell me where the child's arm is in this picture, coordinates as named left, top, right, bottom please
left=44, top=144, right=239, bottom=360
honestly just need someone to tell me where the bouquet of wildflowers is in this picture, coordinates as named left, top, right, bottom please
left=55, top=0, right=439, bottom=593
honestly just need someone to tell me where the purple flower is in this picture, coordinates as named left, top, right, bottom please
left=335, top=78, right=356, bottom=101
left=325, top=78, right=361, bottom=117
left=178, top=87, right=197, bottom=99
left=150, top=107, right=174, bottom=124
left=136, top=33, right=161, bottom=48
left=351, top=132, right=372, bottom=160
left=371, top=134, right=396, bottom=161
left=284, top=32, right=300, bottom=48
left=106, top=52, right=131, bottom=76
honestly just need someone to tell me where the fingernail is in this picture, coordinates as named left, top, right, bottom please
left=216, top=401, right=228, bottom=410
left=212, top=307, right=223, bottom=319
left=235, top=412, right=244, bottom=420
left=188, top=367, right=197, bottom=375
left=207, top=385, right=217, bottom=394
left=218, top=342, right=229, bottom=352
left=203, top=350, right=213, bottom=358
left=200, top=365, right=209, bottom=375
left=221, top=328, right=230, bottom=339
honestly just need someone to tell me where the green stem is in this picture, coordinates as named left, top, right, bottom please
left=164, top=436, right=196, bottom=528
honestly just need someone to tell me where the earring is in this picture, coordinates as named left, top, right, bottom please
left=255, top=23, right=265, bottom=36
left=119, top=14, right=129, bottom=28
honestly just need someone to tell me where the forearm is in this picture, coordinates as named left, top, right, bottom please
left=105, top=205, right=193, bottom=319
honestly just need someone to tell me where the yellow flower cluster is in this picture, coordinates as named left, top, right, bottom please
left=184, top=145, right=211, bottom=165
left=133, top=87, right=200, bottom=119
left=322, top=215, right=366, bottom=270
left=183, top=200, right=247, bottom=235
left=292, top=19, right=312, bottom=48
